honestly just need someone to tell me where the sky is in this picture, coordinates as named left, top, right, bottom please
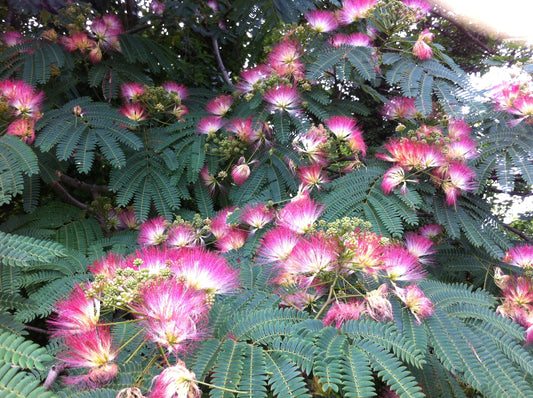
left=432, top=0, right=533, bottom=44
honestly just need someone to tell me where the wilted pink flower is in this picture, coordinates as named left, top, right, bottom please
left=6, top=118, right=36, bottom=144
left=383, top=246, right=427, bottom=281
left=323, top=299, right=366, bottom=328
left=268, top=39, right=305, bottom=80
left=118, top=207, right=138, bottom=229
left=133, top=279, right=208, bottom=354
left=365, top=284, right=393, bottom=322
left=205, top=94, right=234, bottom=116
left=58, top=327, right=118, bottom=388
left=263, top=84, right=302, bottom=115
left=166, top=224, right=199, bottom=248
left=258, top=227, right=300, bottom=263
left=277, top=195, right=324, bottom=234
left=396, top=285, right=434, bottom=323
left=49, top=284, right=100, bottom=337
left=281, top=288, right=325, bottom=310
left=62, top=31, right=94, bottom=52
left=119, top=102, right=148, bottom=121
left=240, top=203, right=275, bottom=229
left=170, top=247, right=240, bottom=294
left=381, top=96, right=417, bottom=120
left=305, top=10, right=339, bottom=32
left=215, top=227, right=248, bottom=252
left=338, top=0, right=377, bottom=25
left=162, top=82, right=189, bottom=102
left=297, top=163, right=330, bottom=189
left=330, top=32, right=373, bottom=47
left=503, top=245, right=533, bottom=270
left=404, top=232, right=436, bottom=265
left=121, top=82, right=145, bottom=101
left=150, top=360, right=201, bottom=398
left=231, top=157, right=251, bottom=186
left=440, top=162, right=477, bottom=206
left=413, top=29, right=434, bottom=60
left=200, top=165, right=221, bottom=195
left=235, top=65, right=270, bottom=94
left=197, top=115, right=225, bottom=135
left=138, top=217, right=168, bottom=246
left=285, top=233, right=339, bottom=275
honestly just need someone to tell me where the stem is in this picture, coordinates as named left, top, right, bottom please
left=118, top=327, right=146, bottom=353
left=195, top=379, right=248, bottom=394
left=124, top=334, right=148, bottom=363
left=211, top=35, right=234, bottom=88
left=50, top=181, right=93, bottom=212
left=314, top=274, right=338, bottom=319
left=57, top=171, right=109, bottom=195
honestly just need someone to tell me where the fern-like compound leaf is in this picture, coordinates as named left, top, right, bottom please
left=341, top=345, right=375, bottom=398
left=0, top=331, right=52, bottom=370
left=265, top=352, right=311, bottom=398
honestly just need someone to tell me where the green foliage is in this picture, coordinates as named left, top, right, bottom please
left=0, top=331, right=52, bottom=370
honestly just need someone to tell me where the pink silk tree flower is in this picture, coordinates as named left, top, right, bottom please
left=445, top=136, right=478, bottom=162
left=197, top=115, right=225, bottom=135
left=381, top=96, right=417, bottom=120
left=293, top=125, right=330, bottom=165
left=365, top=284, right=393, bottom=322
left=150, top=360, right=201, bottom=398
left=268, top=39, right=305, bottom=80
left=297, top=163, right=330, bottom=189
left=401, top=0, right=432, bottom=18
left=138, top=216, right=168, bottom=246
left=133, top=278, right=209, bottom=354
left=503, top=245, right=533, bottom=270
left=166, top=223, right=200, bottom=248
left=88, top=252, right=125, bottom=280
left=240, top=203, right=275, bottom=230
left=382, top=165, right=409, bottom=195
left=341, top=229, right=384, bottom=272
left=4, top=80, right=44, bottom=119
left=6, top=118, right=36, bottom=144
left=395, top=284, right=434, bottom=324
left=170, top=247, right=240, bottom=295
left=305, top=10, right=339, bottom=32
left=276, top=195, right=324, bottom=234
left=413, top=29, right=434, bottom=60
left=231, top=157, right=251, bottom=186
left=447, top=118, right=472, bottom=139
left=404, top=232, right=436, bottom=265
left=127, top=246, right=176, bottom=275
left=257, top=226, right=300, bottom=263
left=162, top=82, right=189, bottom=102
left=205, top=94, right=234, bottom=116
left=1, top=31, right=24, bottom=47
left=235, top=65, right=270, bottom=94
left=214, top=227, right=248, bottom=253
left=49, top=284, right=100, bottom=337
left=417, top=223, right=442, bottom=240
left=325, top=115, right=360, bottom=140
left=263, top=84, right=302, bottom=115
left=338, top=0, right=377, bottom=25
left=284, top=232, right=340, bottom=276
left=330, top=32, right=373, bottom=47
left=119, top=102, right=148, bottom=121
left=382, top=245, right=427, bottom=281
left=440, top=162, right=477, bottom=206
left=121, top=82, right=145, bottom=101
left=58, top=327, right=118, bottom=389
left=61, top=31, right=94, bottom=53
left=323, top=299, right=367, bottom=328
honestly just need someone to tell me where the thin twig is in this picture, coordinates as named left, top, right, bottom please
left=502, top=223, right=533, bottom=242
left=24, top=325, right=49, bottom=334
left=44, top=364, right=66, bottom=390
left=211, top=35, right=234, bottom=88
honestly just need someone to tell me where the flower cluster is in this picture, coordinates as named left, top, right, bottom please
left=60, top=14, right=123, bottom=63
left=496, top=244, right=533, bottom=343
left=50, top=226, right=240, bottom=388
left=377, top=119, right=478, bottom=205
left=0, top=79, right=44, bottom=143
left=119, top=81, right=189, bottom=122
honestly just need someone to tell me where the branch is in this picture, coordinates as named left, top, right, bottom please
left=211, top=35, right=234, bottom=88
left=488, top=187, right=533, bottom=198
left=50, top=181, right=92, bottom=212
left=124, top=23, right=153, bottom=35
left=57, top=171, right=109, bottom=196
left=44, top=364, right=65, bottom=390
left=502, top=223, right=533, bottom=242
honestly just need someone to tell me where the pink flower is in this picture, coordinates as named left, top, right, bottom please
left=401, top=0, right=431, bottom=18
left=447, top=119, right=472, bottom=139
left=150, top=360, right=201, bottom=398
left=263, top=84, right=302, bottom=115
left=382, top=165, right=408, bottom=195
left=440, top=162, right=477, bottom=206
left=138, top=217, right=168, bottom=246
left=170, top=247, right=240, bottom=294
left=323, top=299, right=366, bottom=328
left=330, top=33, right=373, bottom=47
left=88, top=252, right=124, bottom=280
left=501, top=276, right=533, bottom=308
left=215, top=227, right=248, bottom=252
left=231, top=157, right=251, bottom=186
left=404, top=232, right=436, bottom=265
left=378, top=139, right=446, bottom=170
left=235, top=65, right=270, bottom=94
left=383, top=246, right=427, bottom=281
left=166, top=223, right=200, bottom=248
left=121, top=82, right=145, bottom=101
left=133, top=279, right=209, bottom=354
left=228, top=117, right=257, bottom=142
left=365, top=284, right=393, bottom=322
left=257, top=227, right=300, bottom=263
left=297, top=163, right=330, bottom=189
left=128, top=246, right=174, bottom=275
left=503, top=245, right=533, bottom=270
left=200, top=165, right=222, bottom=195
left=58, top=327, right=118, bottom=388
left=205, top=94, right=234, bottom=116
left=305, top=10, right=339, bottom=32
left=49, top=284, right=100, bottom=337
left=413, top=30, right=434, bottom=60
left=325, top=115, right=359, bottom=140
left=338, top=0, right=377, bottom=25
left=284, top=233, right=340, bottom=276
left=342, top=229, right=384, bottom=272
left=268, top=39, right=305, bottom=80
left=162, top=82, right=189, bottom=102
left=293, top=125, right=329, bottom=164
left=418, top=224, right=442, bottom=240
left=149, top=0, right=165, bottom=16
left=197, top=115, right=225, bottom=135
left=119, top=102, right=148, bottom=121
left=240, top=203, right=275, bottom=229
left=90, top=15, right=123, bottom=51
left=281, top=288, right=325, bottom=310
left=210, top=207, right=234, bottom=239
left=61, top=31, right=94, bottom=52
left=276, top=195, right=324, bottom=234
left=396, top=285, right=434, bottom=323
left=1, top=31, right=24, bottom=47
left=4, top=81, right=44, bottom=119
left=381, top=96, right=417, bottom=120
left=6, top=118, right=36, bottom=144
